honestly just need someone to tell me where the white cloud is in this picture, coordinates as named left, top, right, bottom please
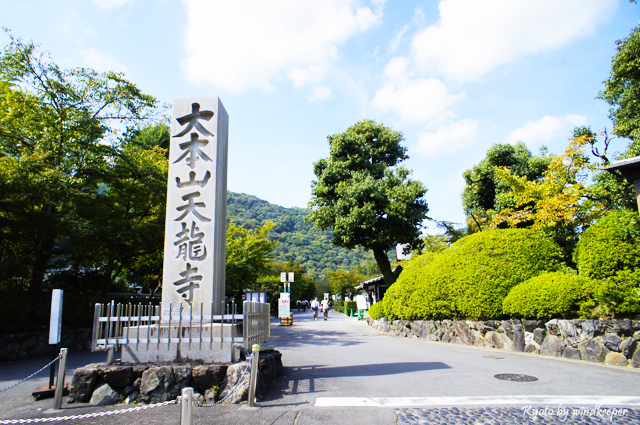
left=416, top=119, right=478, bottom=156
left=93, top=0, right=129, bottom=9
left=388, top=24, right=409, bottom=53
left=307, top=86, right=333, bottom=102
left=411, top=0, right=616, bottom=81
left=81, top=49, right=128, bottom=74
left=372, top=57, right=464, bottom=124
left=182, top=0, right=382, bottom=92
left=507, top=114, right=587, bottom=146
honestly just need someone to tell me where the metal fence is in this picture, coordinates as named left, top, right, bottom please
left=91, top=301, right=270, bottom=352
left=243, top=302, right=271, bottom=348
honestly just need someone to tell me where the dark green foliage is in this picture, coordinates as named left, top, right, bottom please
left=573, top=210, right=640, bottom=317
left=599, top=25, right=640, bottom=141
left=227, top=192, right=374, bottom=280
left=573, top=210, right=640, bottom=280
left=382, top=229, right=564, bottom=320
left=344, top=300, right=358, bottom=315
left=462, top=143, right=552, bottom=232
left=594, top=269, right=640, bottom=316
left=502, top=272, right=596, bottom=319
left=308, top=120, right=429, bottom=284
left=589, top=138, right=640, bottom=211
left=226, top=220, right=277, bottom=302
left=0, top=34, right=160, bottom=328
left=333, top=300, right=344, bottom=313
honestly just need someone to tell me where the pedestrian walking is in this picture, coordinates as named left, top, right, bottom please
left=311, top=297, right=320, bottom=321
left=321, top=297, right=330, bottom=321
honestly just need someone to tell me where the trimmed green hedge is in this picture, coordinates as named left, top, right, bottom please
left=368, top=301, right=384, bottom=319
left=382, top=251, right=440, bottom=320
left=344, top=301, right=358, bottom=315
left=573, top=210, right=640, bottom=317
left=574, top=210, right=640, bottom=280
left=333, top=300, right=344, bottom=313
left=502, top=271, right=595, bottom=319
left=382, top=229, right=564, bottom=320
left=594, top=269, right=640, bottom=316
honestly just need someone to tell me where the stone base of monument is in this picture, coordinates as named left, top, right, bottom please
left=67, top=350, right=284, bottom=405
left=120, top=323, right=242, bottom=363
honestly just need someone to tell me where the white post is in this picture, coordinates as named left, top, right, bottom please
left=53, top=348, right=68, bottom=409
left=248, top=344, right=260, bottom=407
left=49, top=290, right=63, bottom=345
left=180, top=387, right=194, bottom=425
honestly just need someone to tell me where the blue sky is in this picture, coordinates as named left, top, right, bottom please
left=2, top=0, right=639, bottom=233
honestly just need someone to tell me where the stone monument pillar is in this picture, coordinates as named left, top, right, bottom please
left=161, top=97, right=228, bottom=317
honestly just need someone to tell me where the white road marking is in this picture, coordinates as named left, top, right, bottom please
left=314, top=395, right=640, bottom=407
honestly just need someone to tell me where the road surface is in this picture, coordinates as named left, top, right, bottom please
left=1, top=309, right=639, bottom=424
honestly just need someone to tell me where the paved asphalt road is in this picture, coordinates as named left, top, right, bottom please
left=1, top=309, right=640, bottom=424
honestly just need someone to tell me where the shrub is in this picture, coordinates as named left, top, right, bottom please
left=383, top=251, right=440, bottom=320
left=333, top=300, right=344, bottom=313
left=368, top=301, right=385, bottom=320
left=502, top=271, right=595, bottom=319
left=574, top=210, right=640, bottom=280
left=385, top=229, right=564, bottom=320
left=594, top=269, right=640, bottom=316
left=344, top=301, right=358, bottom=315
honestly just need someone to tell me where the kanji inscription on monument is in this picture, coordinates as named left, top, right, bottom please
left=162, top=97, right=228, bottom=316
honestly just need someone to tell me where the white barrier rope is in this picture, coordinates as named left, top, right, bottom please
left=0, top=399, right=178, bottom=424
left=0, top=355, right=62, bottom=393
left=1, top=356, right=252, bottom=423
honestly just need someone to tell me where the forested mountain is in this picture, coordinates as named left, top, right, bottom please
left=227, top=192, right=374, bottom=279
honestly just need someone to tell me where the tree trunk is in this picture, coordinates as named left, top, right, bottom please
left=373, top=247, right=396, bottom=285
left=28, top=235, right=55, bottom=328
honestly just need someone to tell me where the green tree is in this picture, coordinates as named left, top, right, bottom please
left=600, top=24, right=640, bottom=141
left=308, top=120, right=429, bottom=284
left=462, top=142, right=552, bottom=232
left=0, top=34, right=157, bottom=323
left=491, top=135, right=608, bottom=259
left=326, top=268, right=365, bottom=300
left=225, top=220, right=277, bottom=302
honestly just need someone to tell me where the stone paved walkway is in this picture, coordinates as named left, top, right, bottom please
left=396, top=406, right=640, bottom=424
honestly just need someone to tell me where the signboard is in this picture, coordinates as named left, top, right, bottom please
left=49, top=289, right=63, bottom=345
left=278, top=292, right=290, bottom=318
left=280, top=272, right=286, bottom=282
left=288, top=272, right=294, bottom=282
left=355, top=294, right=368, bottom=310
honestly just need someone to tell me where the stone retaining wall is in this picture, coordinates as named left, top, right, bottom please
left=0, top=329, right=91, bottom=362
left=366, top=317, right=640, bottom=368
left=68, top=349, right=283, bottom=406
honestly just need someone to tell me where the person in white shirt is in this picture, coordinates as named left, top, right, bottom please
left=321, top=297, right=330, bottom=321
left=310, top=297, right=320, bottom=321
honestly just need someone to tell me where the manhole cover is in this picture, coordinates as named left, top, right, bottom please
left=484, top=356, right=504, bottom=359
left=494, top=373, right=538, bottom=382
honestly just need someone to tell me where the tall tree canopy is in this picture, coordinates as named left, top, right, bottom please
left=462, top=142, right=552, bottom=232
left=0, top=33, right=160, bottom=324
left=308, top=120, right=429, bottom=284
left=594, top=23, right=640, bottom=210
left=492, top=136, right=607, bottom=243
left=600, top=24, right=640, bottom=141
